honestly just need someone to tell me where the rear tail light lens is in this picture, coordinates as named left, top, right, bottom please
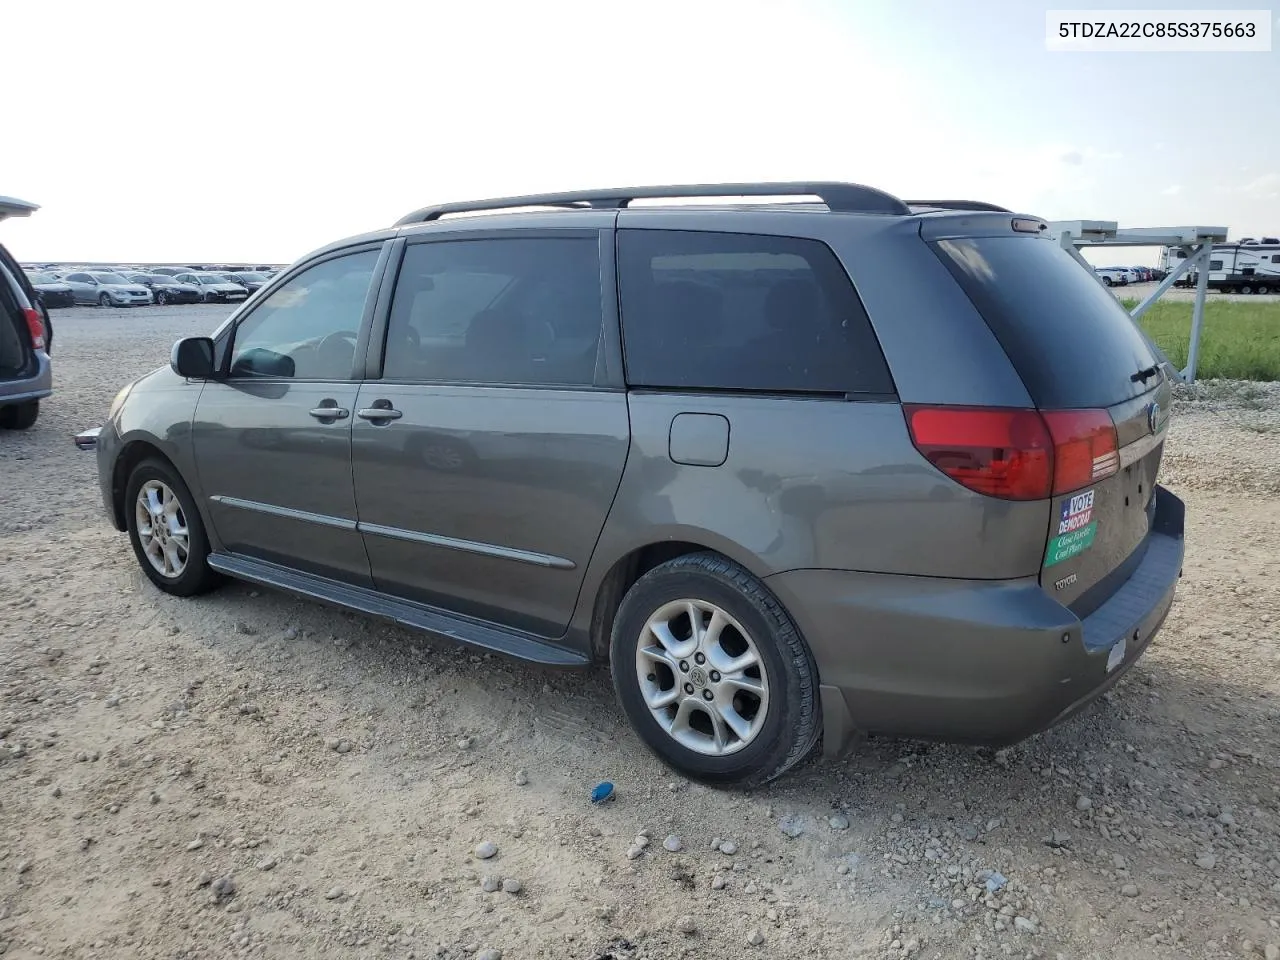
left=905, top=405, right=1118, bottom=501
left=22, top=307, right=46, bottom=350
left=1042, top=409, right=1119, bottom=493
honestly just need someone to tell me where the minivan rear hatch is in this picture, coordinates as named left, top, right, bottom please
left=930, top=232, right=1172, bottom=616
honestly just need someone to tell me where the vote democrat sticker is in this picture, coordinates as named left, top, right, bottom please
left=1046, top=489, right=1097, bottom=567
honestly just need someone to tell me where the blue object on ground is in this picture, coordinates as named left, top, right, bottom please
left=591, top=781, right=615, bottom=804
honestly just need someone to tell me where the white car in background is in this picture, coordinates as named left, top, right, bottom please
left=1094, top=266, right=1129, bottom=287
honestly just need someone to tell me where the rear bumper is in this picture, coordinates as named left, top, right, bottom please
left=0, top=352, right=53, bottom=405
left=767, top=486, right=1185, bottom=755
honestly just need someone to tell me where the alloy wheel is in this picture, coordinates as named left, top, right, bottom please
left=134, top=479, right=190, bottom=578
left=634, top=598, right=770, bottom=756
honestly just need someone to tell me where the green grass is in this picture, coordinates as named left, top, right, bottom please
left=1121, top=299, right=1280, bottom=382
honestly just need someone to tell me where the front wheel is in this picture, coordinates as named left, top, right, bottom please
left=1102, top=277, right=1113, bottom=286
left=156, top=291, right=169, bottom=305
left=610, top=552, right=821, bottom=788
left=124, top=458, right=222, bottom=597
left=99, top=293, right=112, bottom=308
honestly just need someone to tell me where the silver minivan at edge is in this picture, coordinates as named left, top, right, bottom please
left=1, top=195, right=52, bottom=430
left=75, top=183, right=1185, bottom=787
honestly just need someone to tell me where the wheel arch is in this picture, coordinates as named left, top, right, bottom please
left=582, top=534, right=785, bottom=664
left=110, top=440, right=185, bottom=531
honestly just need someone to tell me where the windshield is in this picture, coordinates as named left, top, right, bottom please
left=92, top=273, right=129, bottom=284
left=235, top=273, right=266, bottom=281
left=196, top=275, right=222, bottom=284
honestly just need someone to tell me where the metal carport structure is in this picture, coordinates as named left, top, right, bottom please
left=1047, top=221, right=1228, bottom=383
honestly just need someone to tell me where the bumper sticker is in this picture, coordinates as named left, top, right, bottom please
left=1058, top=489, right=1095, bottom=534
left=1046, top=521, right=1097, bottom=567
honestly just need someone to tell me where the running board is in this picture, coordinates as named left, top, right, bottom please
left=206, top=552, right=590, bottom=667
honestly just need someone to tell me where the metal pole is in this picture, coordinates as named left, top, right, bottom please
left=1130, top=253, right=1193, bottom=321
left=1063, top=242, right=1109, bottom=288
left=1184, top=243, right=1212, bottom=382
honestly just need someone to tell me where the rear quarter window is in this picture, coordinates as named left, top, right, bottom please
left=617, top=229, right=893, bottom=396
left=931, top=236, right=1161, bottom=409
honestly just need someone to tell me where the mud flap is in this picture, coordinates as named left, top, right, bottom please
left=820, top=684, right=862, bottom=758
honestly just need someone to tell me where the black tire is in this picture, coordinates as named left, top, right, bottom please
left=1257, top=285, right=1270, bottom=295
left=1102, top=276, right=1113, bottom=286
left=1240, top=285, right=1253, bottom=295
left=124, top=458, right=222, bottom=597
left=99, top=292, right=112, bottom=308
left=0, top=400, right=39, bottom=430
left=610, top=552, right=820, bottom=788
left=156, top=291, right=169, bottom=305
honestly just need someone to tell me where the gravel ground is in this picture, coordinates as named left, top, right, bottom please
left=1, top=304, right=1279, bottom=960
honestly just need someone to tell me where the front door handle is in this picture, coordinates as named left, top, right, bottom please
left=308, top=404, right=349, bottom=421
left=356, top=405, right=403, bottom=423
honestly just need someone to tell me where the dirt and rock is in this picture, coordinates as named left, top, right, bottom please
left=1, top=305, right=1278, bottom=959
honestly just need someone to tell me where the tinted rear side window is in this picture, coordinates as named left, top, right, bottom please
left=931, top=236, right=1161, bottom=409
left=617, top=230, right=893, bottom=395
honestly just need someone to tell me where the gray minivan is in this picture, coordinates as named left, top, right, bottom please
left=78, top=183, right=1185, bottom=787
left=1, top=196, right=52, bottom=430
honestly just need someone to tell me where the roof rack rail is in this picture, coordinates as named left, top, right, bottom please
left=395, top=181, right=913, bottom=225
left=906, top=199, right=1013, bottom=213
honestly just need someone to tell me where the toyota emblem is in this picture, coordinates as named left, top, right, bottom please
left=1146, top=401, right=1161, bottom=435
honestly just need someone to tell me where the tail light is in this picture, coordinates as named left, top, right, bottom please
left=904, top=405, right=1118, bottom=501
left=1041, top=409, right=1119, bottom=493
left=22, top=307, right=46, bottom=351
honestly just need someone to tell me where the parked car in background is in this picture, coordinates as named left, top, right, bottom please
left=26, top=271, right=77, bottom=308
left=1, top=195, right=51, bottom=429
left=227, top=271, right=270, bottom=293
left=149, top=266, right=191, bottom=277
left=1130, top=266, right=1151, bottom=282
left=126, top=273, right=203, bottom=305
left=62, top=271, right=154, bottom=307
left=1094, top=266, right=1128, bottom=286
left=172, top=272, right=251, bottom=303
left=79, top=182, right=1186, bottom=787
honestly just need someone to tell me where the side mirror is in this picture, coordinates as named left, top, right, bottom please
left=171, top=336, right=216, bottom=379
left=229, top=347, right=295, bottom=378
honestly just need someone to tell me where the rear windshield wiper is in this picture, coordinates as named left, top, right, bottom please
left=1130, top=363, right=1160, bottom=384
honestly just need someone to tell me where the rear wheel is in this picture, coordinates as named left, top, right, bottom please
left=0, top=400, right=39, bottom=430
left=1240, top=284, right=1253, bottom=295
left=124, top=458, right=221, bottom=597
left=610, top=552, right=820, bottom=788
left=1257, top=284, right=1270, bottom=295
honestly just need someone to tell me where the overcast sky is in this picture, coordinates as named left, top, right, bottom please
left=3, top=0, right=1277, bottom=265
